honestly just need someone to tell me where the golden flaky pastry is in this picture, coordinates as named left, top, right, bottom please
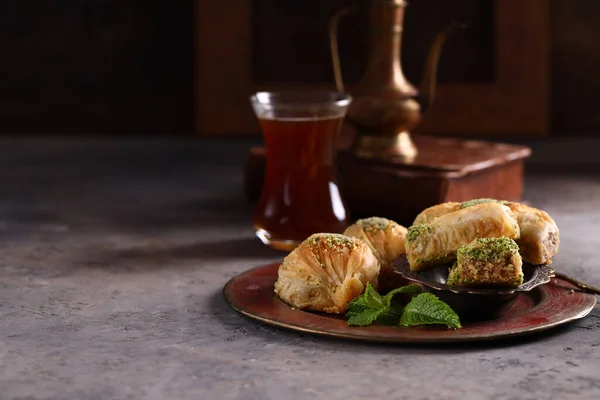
left=506, top=202, right=560, bottom=265
left=413, top=202, right=461, bottom=225
left=343, top=217, right=408, bottom=291
left=274, top=233, right=379, bottom=314
left=413, top=198, right=560, bottom=265
left=405, top=202, right=520, bottom=271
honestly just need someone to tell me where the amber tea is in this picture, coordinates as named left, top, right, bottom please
left=250, top=92, right=352, bottom=251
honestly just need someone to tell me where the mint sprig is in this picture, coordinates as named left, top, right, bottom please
left=346, top=283, right=421, bottom=326
left=345, top=283, right=462, bottom=329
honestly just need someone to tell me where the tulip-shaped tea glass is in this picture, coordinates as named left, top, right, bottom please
left=250, top=91, right=352, bottom=251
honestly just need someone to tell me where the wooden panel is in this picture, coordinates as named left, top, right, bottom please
left=196, top=0, right=256, bottom=134
left=418, top=0, right=550, bottom=135
left=551, top=0, right=600, bottom=136
left=252, top=0, right=494, bottom=85
left=195, top=0, right=549, bottom=136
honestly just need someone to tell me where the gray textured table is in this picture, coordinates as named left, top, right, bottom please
left=1, top=138, right=600, bottom=400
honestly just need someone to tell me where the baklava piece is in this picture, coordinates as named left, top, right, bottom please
left=274, top=233, right=380, bottom=314
left=447, top=237, right=524, bottom=287
left=343, top=217, right=408, bottom=291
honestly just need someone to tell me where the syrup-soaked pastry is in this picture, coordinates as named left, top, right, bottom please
left=274, top=233, right=380, bottom=314
left=343, top=217, right=408, bottom=291
left=413, top=202, right=461, bottom=225
left=414, top=198, right=560, bottom=265
left=446, top=237, right=524, bottom=287
left=405, top=202, right=520, bottom=271
left=413, top=198, right=511, bottom=225
left=506, top=203, right=560, bottom=265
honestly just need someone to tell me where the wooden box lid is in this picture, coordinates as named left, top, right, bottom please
left=357, top=135, right=532, bottom=176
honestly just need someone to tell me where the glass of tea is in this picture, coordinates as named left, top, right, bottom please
left=250, top=91, right=352, bottom=251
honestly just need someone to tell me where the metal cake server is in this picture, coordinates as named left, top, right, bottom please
left=553, top=272, right=600, bottom=296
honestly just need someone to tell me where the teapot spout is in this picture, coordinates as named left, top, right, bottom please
left=420, top=22, right=465, bottom=111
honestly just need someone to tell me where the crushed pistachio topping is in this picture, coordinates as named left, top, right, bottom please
left=459, top=198, right=510, bottom=209
left=406, top=224, right=432, bottom=242
left=457, top=237, right=519, bottom=262
left=306, top=233, right=360, bottom=253
left=448, top=238, right=523, bottom=287
left=355, top=217, right=394, bottom=233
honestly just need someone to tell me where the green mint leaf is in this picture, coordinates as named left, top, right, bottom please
left=398, top=293, right=462, bottom=329
left=389, top=298, right=404, bottom=315
left=346, top=283, right=383, bottom=313
left=346, top=283, right=394, bottom=326
left=375, top=306, right=402, bottom=325
left=384, top=284, right=422, bottom=306
left=347, top=284, right=378, bottom=314
left=346, top=283, right=419, bottom=327
left=345, top=299, right=370, bottom=314
left=347, top=308, right=387, bottom=326
left=380, top=285, right=421, bottom=324
left=363, top=283, right=385, bottom=308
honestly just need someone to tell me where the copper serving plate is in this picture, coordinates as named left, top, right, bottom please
left=223, top=262, right=596, bottom=344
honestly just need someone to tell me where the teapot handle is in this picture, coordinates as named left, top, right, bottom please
left=329, top=7, right=353, bottom=93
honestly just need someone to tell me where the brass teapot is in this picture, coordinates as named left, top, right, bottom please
left=329, top=0, right=459, bottom=160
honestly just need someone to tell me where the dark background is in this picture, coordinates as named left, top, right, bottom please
left=0, top=1, right=599, bottom=136
left=0, top=0, right=193, bottom=135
